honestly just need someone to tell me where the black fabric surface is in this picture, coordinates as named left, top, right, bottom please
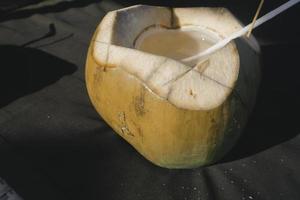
left=0, top=1, right=299, bottom=199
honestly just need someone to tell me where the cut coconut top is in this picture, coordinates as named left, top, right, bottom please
left=92, top=5, right=249, bottom=110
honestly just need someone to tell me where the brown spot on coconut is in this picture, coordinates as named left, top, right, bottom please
left=85, top=5, right=261, bottom=168
left=133, top=86, right=147, bottom=117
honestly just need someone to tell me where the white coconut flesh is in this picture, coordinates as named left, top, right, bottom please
left=92, top=6, right=240, bottom=110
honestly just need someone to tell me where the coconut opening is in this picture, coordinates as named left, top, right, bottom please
left=134, top=26, right=221, bottom=66
left=92, top=8, right=240, bottom=110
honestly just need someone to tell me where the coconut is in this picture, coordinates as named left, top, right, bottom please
left=85, top=5, right=261, bottom=168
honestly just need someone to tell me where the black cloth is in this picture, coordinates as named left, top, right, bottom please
left=0, top=1, right=299, bottom=200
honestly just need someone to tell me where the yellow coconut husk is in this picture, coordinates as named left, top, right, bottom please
left=85, top=5, right=261, bottom=168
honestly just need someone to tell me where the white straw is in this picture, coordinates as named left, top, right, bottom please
left=182, top=0, right=300, bottom=63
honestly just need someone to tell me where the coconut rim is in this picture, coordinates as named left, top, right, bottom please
left=90, top=6, right=241, bottom=111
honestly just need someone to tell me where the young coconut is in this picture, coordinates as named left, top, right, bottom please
left=85, top=5, right=261, bottom=168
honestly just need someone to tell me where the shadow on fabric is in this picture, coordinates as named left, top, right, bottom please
left=221, top=44, right=300, bottom=162
left=0, top=0, right=103, bottom=22
left=0, top=45, right=77, bottom=108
